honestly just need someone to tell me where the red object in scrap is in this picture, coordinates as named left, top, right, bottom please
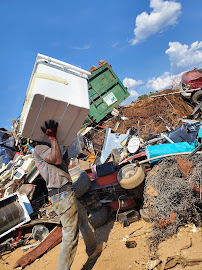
left=109, top=198, right=136, bottom=211
left=95, top=172, right=118, bottom=186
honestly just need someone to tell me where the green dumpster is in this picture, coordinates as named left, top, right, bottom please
left=83, top=62, right=130, bottom=127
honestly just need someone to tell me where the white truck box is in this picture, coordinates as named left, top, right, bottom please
left=19, top=54, right=90, bottom=146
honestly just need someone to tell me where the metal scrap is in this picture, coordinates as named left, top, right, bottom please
left=164, top=255, right=202, bottom=269
left=143, top=155, right=202, bottom=253
left=118, top=209, right=140, bottom=227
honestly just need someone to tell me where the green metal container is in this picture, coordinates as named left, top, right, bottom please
left=83, top=63, right=130, bottom=126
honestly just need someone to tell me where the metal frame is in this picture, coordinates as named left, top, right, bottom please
left=0, top=192, right=31, bottom=238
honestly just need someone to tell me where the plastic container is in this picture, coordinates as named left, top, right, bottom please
left=96, top=162, right=115, bottom=177
left=146, top=142, right=195, bottom=161
left=19, top=54, right=91, bottom=146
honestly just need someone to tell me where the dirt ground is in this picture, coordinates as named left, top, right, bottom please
left=1, top=218, right=202, bottom=270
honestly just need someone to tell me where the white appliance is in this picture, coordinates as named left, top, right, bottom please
left=19, top=54, right=91, bottom=146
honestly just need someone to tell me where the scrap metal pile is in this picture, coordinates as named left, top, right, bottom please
left=0, top=54, right=201, bottom=269
left=0, top=87, right=202, bottom=268
left=102, top=89, right=193, bottom=138
left=89, top=89, right=195, bottom=159
left=143, top=155, right=202, bottom=253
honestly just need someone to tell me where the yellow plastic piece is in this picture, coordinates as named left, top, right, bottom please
left=33, top=73, right=68, bottom=85
left=121, top=141, right=126, bottom=146
left=87, top=155, right=96, bottom=163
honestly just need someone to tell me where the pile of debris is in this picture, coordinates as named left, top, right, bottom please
left=0, top=87, right=202, bottom=268
left=88, top=89, right=194, bottom=157
left=104, top=89, right=194, bottom=138
left=143, top=155, right=202, bottom=253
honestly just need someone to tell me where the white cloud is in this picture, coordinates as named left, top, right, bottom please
left=130, top=90, right=139, bottom=97
left=50, top=41, right=62, bottom=48
left=166, top=41, right=202, bottom=72
left=123, top=78, right=143, bottom=88
left=69, top=45, right=90, bottom=50
left=123, top=77, right=143, bottom=100
left=146, top=71, right=182, bottom=91
left=130, top=0, right=181, bottom=45
left=112, top=42, right=120, bottom=48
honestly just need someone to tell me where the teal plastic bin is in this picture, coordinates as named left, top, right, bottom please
left=146, top=142, right=195, bottom=163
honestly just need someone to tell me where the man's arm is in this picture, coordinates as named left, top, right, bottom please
left=41, top=120, right=63, bottom=165
left=45, top=138, right=63, bottom=164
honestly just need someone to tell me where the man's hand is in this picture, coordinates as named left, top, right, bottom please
left=41, top=120, right=58, bottom=140
left=41, top=120, right=62, bottom=165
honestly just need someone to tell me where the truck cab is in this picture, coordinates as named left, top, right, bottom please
left=181, top=68, right=202, bottom=104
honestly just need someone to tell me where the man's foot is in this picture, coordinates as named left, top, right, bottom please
left=88, top=242, right=106, bottom=261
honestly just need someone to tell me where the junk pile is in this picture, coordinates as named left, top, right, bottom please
left=0, top=153, right=38, bottom=198
left=102, top=89, right=193, bottom=138
left=0, top=54, right=202, bottom=268
left=143, top=155, right=202, bottom=254
left=88, top=89, right=195, bottom=161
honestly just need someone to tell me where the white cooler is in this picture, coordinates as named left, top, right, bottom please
left=19, top=54, right=91, bottom=146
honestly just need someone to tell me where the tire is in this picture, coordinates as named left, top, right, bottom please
left=72, top=171, right=91, bottom=198
left=191, top=90, right=202, bottom=104
left=89, top=206, right=109, bottom=229
left=117, top=164, right=145, bottom=189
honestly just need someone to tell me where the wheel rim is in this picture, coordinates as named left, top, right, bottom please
left=122, top=165, right=137, bottom=179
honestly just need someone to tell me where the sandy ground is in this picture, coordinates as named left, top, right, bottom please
left=1, top=218, right=202, bottom=270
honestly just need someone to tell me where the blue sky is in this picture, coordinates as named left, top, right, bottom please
left=1, top=0, right=202, bottom=129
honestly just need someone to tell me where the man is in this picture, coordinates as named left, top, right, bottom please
left=33, top=120, right=103, bottom=270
